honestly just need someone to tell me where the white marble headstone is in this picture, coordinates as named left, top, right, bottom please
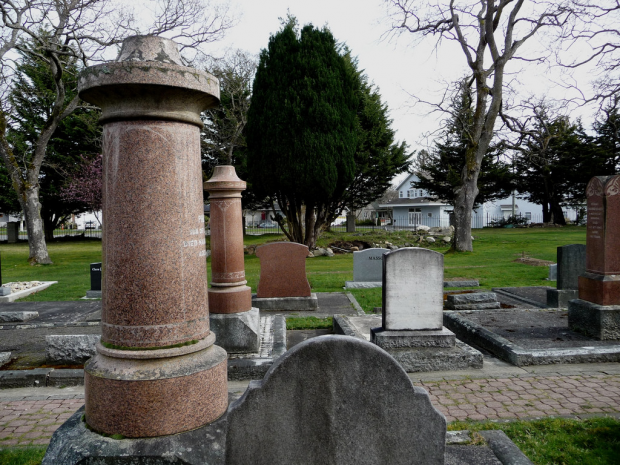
left=382, top=248, right=443, bottom=331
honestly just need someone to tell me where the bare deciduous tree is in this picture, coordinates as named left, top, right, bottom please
left=0, top=0, right=234, bottom=264
left=384, top=0, right=574, bottom=251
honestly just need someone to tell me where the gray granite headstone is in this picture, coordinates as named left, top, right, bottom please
left=226, top=335, right=446, bottom=465
left=353, top=248, right=388, bottom=282
left=548, top=264, right=557, bottom=281
left=557, top=244, right=586, bottom=290
left=383, top=248, right=444, bottom=331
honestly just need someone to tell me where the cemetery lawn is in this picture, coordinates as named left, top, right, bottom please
left=286, top=316, right=333, bottom=330
left=0, top=445, right=46, bottom=465
left=449, top=417, right=620, bottom=465
left=0, top=227, right=585, bottom=302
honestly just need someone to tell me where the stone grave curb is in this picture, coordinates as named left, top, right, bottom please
left=444, top=310, right=620, bottom=366
left=344, top=280, right=480, bottom=290
left=344, top=292, right=367, bottom=316
left=333, top=314, right=364, bottom=339
left=492, top=288, right=548, bottom=309
left=0, top=281, right=58, bottom=303
left=479, top=430, right=535, bottom=465
left=0, top=321, right=100, bottom=330
left=0, top=368, right=84, bottom=389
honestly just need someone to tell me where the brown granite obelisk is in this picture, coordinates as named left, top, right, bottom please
left=569, top=175, right=620, bottom=340
left=77, top=36, right=227, bottom=438
left=204, top=166, right=259, bottom=353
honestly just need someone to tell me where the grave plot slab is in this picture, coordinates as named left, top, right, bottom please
left=0, top=281, right=57, bottom=303
left=335, top=314, right=483, bottom=372
left=445, top=307, right=620, bottom=366
left=492, top=286, right=552, bottom=308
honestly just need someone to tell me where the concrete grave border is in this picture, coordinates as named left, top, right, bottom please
left=0, top=281, right=57, bottom=303
left=444, top=309, right=620, bottom=366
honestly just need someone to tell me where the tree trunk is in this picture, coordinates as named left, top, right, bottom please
left=549, top=199, right=566, bottom=225
left=22, top=187, right=53, bottom=265
left=452, top=178, right=477, bottom=252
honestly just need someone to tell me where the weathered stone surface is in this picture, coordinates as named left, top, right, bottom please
left=256, top=242, right=311, bottom=298
left=0, top=287, right=11, bottom=296
left=45, top=334, right=100, bottom=365
left=252, top=294, right=318, bottom=311
left=557, top=244, right=586, bottom=290
left=0, top=352, right=10, bottom=368
left=0, top=311, right=38, bottom=322
left=371, top=327, right=455, bottom=348
left=548, top=264, right=557, bottom=281
left=226, top=335, right=446, bottom=465
left=383, top=248, right=443, bottom=331
left=445, top=302, right=501, bottom=311
left=383, top=341, right=483, bottom=373
left=209, top=307, right=260, bottom=353
left=579, top=175, right=620, bottom=305
left=443, top=280, right=480, bottom=288
left=568, top=298, right=620, bottom=340
left=344, top=281, right=382, bottom=289
left=43, top=406, right=227, bottom=465
left=352, top=248, right=388, bottom=282
left=446, top=292, right=498, bottom=306
left=546, top=288, right=579, bottom=308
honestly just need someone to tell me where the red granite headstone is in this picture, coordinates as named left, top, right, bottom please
left=579, top=175, right=620, bottom=305
left=256, top=242, right=311, bottom=298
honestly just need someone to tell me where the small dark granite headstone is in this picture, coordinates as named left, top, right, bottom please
left=89, top=262, right=101, bottom=291
left=557, top=244, right=586, bottom=290
left=226, top=335, right=446, bottom=465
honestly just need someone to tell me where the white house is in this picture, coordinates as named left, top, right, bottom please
left=379, top=173, right=578, bottom=228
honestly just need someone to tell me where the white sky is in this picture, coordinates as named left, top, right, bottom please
left=208, top=0, right=600, bottom=183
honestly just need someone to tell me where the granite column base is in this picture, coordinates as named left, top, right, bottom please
left=370, top=326, right=483, bottom=372
left=252, top=293, right=319, bottom=311
left=546, top=289, right=579, bottom=308
left=84, top=343, right=228, bottom=438
left=208, top=285, right=252, bottom=314
left=578, top=273, right=620, bottom=306
left=209, top=307, right=260, bottom=354
left=42, top=406, right=227, bottom=465
left=568, top=298, right=620, bottom=340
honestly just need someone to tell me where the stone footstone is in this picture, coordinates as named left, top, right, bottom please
left=226, top=335, right=446, bottom=465
left=445, top=292, right=499, bottom=310
left=546, top=289, right=579, bottom=308
left=251, top=293, right=319, bottom=311
left=445, top=302, right=501, bottom=310
left=443, top=280, right=479, bottom=288
left=0, top=311, right=39, bottom=322
left=568, top=298, right=620, bottom=340
left=209, top=307, right=260, bottom=354
left=42, top=406, right=227, bottom=465
left=46, top=334, right=100, bottom=365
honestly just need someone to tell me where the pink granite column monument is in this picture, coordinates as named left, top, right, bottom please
left=77, top=36, right=227, bottom=438
left=204, top=166, right=259, bottom=352
left=569, top=175, right=620, bottom=340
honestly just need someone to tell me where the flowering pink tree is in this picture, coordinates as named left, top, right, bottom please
left=61, top=154, right=102, bottom=226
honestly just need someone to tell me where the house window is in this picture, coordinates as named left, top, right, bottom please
left=407, top=189, right=415, bottom=198
left=525, top=212, right=532, bottom=220
left=399, top=191, right=403, bottom=198
left=409, top=208, right=421, bottom=213
left=419, top=189, right=423, bottom=197
left=428, top=213, right=432, bottom=217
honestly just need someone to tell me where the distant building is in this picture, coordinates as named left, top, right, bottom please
left=379, top=173, right=579, bottom=228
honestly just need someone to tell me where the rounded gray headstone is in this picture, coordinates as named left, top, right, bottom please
left=226, top=335, right=446, bottom=465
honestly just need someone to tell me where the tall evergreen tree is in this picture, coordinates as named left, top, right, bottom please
left=593, top=102, right=620, bottom=174
left=5, top=41, right=101, bottom=241
left=413, top=80, right=514, bottom=215
left=246, top=19, right=359, bottom=247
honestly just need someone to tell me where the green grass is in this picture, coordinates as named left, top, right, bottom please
left=0, top=226, right=586, bottom=302
left=449, top=417, right=620, bottom=465
left=0, top=446, right=46, bottom=465
left=286, top=316, right=333, bottom=330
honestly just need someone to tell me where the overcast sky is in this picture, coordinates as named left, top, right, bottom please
left=209, top=0, right=599, bottom=181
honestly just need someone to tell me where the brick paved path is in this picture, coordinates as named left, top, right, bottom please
left=1, top=374, right=619, bottom=447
